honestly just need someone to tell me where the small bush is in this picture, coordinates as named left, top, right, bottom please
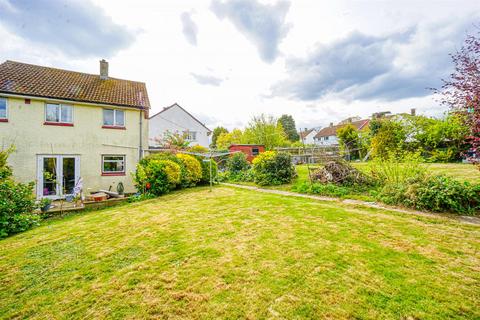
left=176, top=153, right=202, bottom=187
left=226, top=152, right=250, bottom=173
left=0, top=179, right=40, bottom=238
left=252, top=151, right=295, bottom=186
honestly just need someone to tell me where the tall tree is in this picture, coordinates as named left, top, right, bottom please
left=436, top=30, right=480, bottom=165
left=337, top=124, right=360, bottom=160
left=277, top=114, right=300, bottom=142
left=210, top=126, right=229, bottom=149
left=243, top=114, right=288, bottom=150
left=216, top=129, right=244, bottom=150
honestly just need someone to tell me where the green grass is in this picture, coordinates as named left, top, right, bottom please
left=1, top=186, right=479, bottom=319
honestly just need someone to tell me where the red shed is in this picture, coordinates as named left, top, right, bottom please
left=228, top=144, right=265, bottom=162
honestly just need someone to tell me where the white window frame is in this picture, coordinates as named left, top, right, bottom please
left=45, top=103, right=74, bottom=123
left=103, top=109, right=125, bottom=127
left=102, top=155, right=126, bottom=174
left=184, top=130, right=197, bottom=141
left=0, top=97, right=8, bottom=120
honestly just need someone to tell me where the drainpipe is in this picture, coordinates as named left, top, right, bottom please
left=139, top=110, right=143, bottom=160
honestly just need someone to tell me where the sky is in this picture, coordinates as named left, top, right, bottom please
left=0, top=0, right=479, bottom=130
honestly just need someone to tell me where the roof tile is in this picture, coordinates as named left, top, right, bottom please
left=0, top=60, right=150, bottom=109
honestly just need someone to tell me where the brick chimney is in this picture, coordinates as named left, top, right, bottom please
left=100, top=59, right=108, bottom=80
left=410, top=108, right=416, bottom=116
left=329, top=122, right=333, bottom=127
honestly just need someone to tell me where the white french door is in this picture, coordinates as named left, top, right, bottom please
left=37, top=155, right=80, bottom=199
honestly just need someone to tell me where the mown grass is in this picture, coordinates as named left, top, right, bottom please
left=1, top=186, right=479, bottom=319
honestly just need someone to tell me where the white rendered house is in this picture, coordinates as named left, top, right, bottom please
left=149, top=103, right=211, bottom=148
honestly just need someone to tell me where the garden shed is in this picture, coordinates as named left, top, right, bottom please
left=229, top=144, right=265, bottom=162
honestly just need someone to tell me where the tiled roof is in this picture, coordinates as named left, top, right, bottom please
left=299, top=129, right=315, bottom=139
left=314, top=119, right=369, bottom=139
left=0, top=60, right=150, bottom=110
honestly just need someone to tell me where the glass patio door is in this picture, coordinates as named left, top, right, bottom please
left=37, top=155, right=80, bottom=199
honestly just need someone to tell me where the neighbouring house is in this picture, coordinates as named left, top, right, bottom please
left=149, top=103, right=211, bottom=148
left=314, top=119, right=370, bottom=146
left=299, top=128, right=319, bottom=145
left=229, top=144, right=265, bottom=162
left=0, top=60, right=150, bottom=198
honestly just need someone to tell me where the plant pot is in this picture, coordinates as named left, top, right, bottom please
left=41, top=204, right=51, bottom=213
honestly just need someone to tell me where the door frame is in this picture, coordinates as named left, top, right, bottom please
left=36, top=155, right=81, bottom=199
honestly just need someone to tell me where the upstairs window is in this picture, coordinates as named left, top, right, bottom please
left=103, top=109, right=125, bottom=127
left=102, top=155, right=125, bottom=175
left=45, top=103, right=73, bottom=124
left=0, top=97, right=7, bottom=120
left=184, top=131, right=197, bottom=141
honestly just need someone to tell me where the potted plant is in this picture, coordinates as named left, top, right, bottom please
left=39, top=198, right=52, bottom=213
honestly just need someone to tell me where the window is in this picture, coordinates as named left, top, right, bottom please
left=102, top=155, right=125, bottom=175
left=0, top=97, right=7, bottom=120
left=252, top=148, right=260, bottom=156
left=45, top=103, right=73, bottom=124
left=103, top=109, right=125, bottom=127
left=184, top=131, right=197, bottom=141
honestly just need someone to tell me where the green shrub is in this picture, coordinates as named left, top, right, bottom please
left=140, top=152, right=188, bottom=187
left=377, top=175, right=480, bottom=215
left=292, top=182, right=350, bottom=197
left=226, top=152, right=250, bottom=173
left=134, top=159, right=181, bottom=195
left=252, top=151, right=295, bottom=186
left=367, top=152, right=426, bottom=186
left=176, top=153, right=202, bottom=187
left=197, top=158, right=218, bottom=184
left=0, top=179, right=40, bottom=238
left=0, top=146, right=14, bottom=180
left=218, top=169, right=254, bottom=183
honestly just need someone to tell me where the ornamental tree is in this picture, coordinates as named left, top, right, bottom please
left=436, top=30, right=480, bottom=165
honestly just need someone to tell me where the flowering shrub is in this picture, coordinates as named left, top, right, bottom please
left=252, top=151, right=295, bottom=186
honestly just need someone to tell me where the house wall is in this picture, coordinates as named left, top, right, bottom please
left=0, top=96, right=148, bottom=196
left=149, top=105, right=210, bottom=148
left=303, top=131, right=317, bottom=145
left=314, top=135, right=338, bottom=146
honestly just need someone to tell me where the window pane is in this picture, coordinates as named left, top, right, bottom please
left=0, top=98, right=6, bottom=118
left=115, top=110, right=125, bottom=126
left=46, top=104, right=59, bottom=122
left=103, top=156, right=125, bottom=172
left=103, top=109, right=114, bottom=125
left=43, top=157, right=57, bottom=196
left=61, top=105, right=73, bottom=123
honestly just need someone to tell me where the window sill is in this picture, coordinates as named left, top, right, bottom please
left=0, top=118, right=8, bottom=123
left=102, top=125, right=126, bottom=130
left=44, top=122, right=74, bottom=127
left=102, top=172, right=126, bottom=176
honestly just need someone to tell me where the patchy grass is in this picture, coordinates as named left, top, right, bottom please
left=1, top=186, right=479, bottom=319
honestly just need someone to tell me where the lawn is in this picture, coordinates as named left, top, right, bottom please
left=1, top=187, right=479, bottom=319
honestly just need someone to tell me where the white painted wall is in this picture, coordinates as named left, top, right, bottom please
left=314, top=135, right=338, bottom=146
left=302, top=130, right=318, bottom=145
left=149, top=104, right=211, bottom=148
